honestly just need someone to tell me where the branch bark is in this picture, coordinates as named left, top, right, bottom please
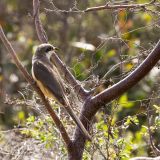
left=0, top=25, right=71, bottom=148
left=33, top=0, right=48, bottom=43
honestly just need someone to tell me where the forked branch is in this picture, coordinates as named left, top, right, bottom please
left=91, top=40, right=160, bottom=111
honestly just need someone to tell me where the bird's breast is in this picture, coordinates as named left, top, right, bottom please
left=36, top=79, right=54, bottom=99
left=31, top=67, right=55, bottom=99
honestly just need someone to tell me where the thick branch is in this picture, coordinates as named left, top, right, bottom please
left=0, top=26, right=71, bottom=147
left=91, top=40, right=160, bottom=112
left=33, top=0, right=90, bottom=101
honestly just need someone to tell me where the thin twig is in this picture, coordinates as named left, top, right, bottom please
left=44, top=1, right=159, bottom=16
left=85, top=1, right=156, bottom=12
left=0, top=25, right=71, bottom=147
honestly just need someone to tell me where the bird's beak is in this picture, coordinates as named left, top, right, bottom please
left=53, top=47, right=60, bottom=52
left=47, top=47, right=59, bottom=60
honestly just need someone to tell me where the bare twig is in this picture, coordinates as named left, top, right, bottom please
left=85, top=1, right=157, bottom=12
left=33, top=0, right=90, bottom=101
left=102, top=55, right=139, bottom=79
left=0, top=25, right=71, bottom=147
left=45, top=0, right=159, bottom=16
left=46, top=0, right=158, bottom=14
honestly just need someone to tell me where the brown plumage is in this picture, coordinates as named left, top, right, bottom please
left=32, top=43, right=91, bottom=140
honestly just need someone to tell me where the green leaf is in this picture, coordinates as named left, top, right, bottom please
left=119, top=94, right=134, bottom=108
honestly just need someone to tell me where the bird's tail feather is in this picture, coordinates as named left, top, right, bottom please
left=64, top=103, right=91, bottom=141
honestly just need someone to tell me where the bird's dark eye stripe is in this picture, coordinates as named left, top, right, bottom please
left=46, top=46, right=53, bottom=52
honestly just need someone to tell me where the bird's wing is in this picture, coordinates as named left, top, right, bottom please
left=32, top=61, right=66, bottom=105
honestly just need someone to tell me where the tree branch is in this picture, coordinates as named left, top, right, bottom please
left=33, top=0, right=48, bottom=43
left=0, top=25, right=71, bottom=147
left=85, top=1, right=157, bottom=12
left=45, top=0, right=158, bottom=14
left=33, top=0, right=90, bottom=101
left=91, top=40, right=160, bottom=114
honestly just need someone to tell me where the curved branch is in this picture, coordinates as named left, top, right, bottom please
left=0, top=26, right=71, bottom=147
left=91, top=40, right=160, bottom=111
left=33, top=0, right=90, bottom=100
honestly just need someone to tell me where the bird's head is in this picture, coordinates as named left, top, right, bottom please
left=34, top=43, right=58, bottom=60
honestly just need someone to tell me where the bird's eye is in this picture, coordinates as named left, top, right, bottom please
left=45, top=47, right=53, bottom=52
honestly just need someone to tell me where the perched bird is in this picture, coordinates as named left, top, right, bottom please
left=32, top=43, right=91, bottom=140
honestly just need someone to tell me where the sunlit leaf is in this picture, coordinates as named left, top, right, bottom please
left=119, top=94, right=134, bottom=108
left=107, top=49, right=116, bottom=58
left=124, top=63, right=133, bottom=71
left=18, top=111, right=25, bottom=121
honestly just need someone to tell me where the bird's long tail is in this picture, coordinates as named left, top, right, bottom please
left=64, top=104, right=91, bottom=141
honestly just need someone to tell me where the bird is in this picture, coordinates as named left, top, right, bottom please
left=32, top=43, right=91, bottom=140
